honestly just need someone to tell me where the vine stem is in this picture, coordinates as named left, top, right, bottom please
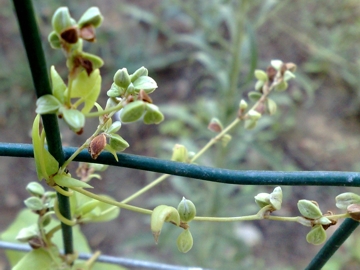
left=71, top=187, right=152, bottom=215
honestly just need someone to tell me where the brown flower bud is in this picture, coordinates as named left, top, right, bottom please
left=88, top=134, right=107, bottom=159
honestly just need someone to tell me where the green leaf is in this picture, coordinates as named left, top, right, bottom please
left=119, top=100, right=145, bottom=123
left=13, top=248, right=61, bottom=270
left=297, top=200, right=322, bottom=219
left=335, top=192, right=360, bottom=209
left=176, top=229, right=193, bottom=253
left=106, top=121, right=122, bottom=134
left=132, top=76, right=158, bottom=94
left=82, top=196, right=120, bottom=223
left=248, top=91, right=262, bottom=102
left=62, top=108, right=85, bottom=133
left=53, top=174, right=93, bottom=188
left=24, top=197, right=44, bottom=211
left=306, top=225, right=327, bottom=245
left=32, top=115, right=59, bottom=181
left=35, top=95, right=61, bottom=114
left=71, top=69, right=102, bottom=114
left=50, top=66, right=66, bottom=103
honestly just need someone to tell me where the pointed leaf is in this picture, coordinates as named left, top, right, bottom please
left=132, top=76, right=158, bottom=94
left=108, top=134, right=129, bottom=152
left=35, top=95, right=61, bottom=114
left=62, top=108, right=85, bottom=133
left=71, top=69, right=102, bottom=113
left=53, top=174, right=93, bottom=188
left=50, top=66, right=66, bottom=103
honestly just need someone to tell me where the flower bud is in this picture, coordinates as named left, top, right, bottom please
left=177, top=197, right=196, bottom=223
left=107, top=83, right=124, bottom=98
left=130, top=66, right=148, bottom=82
left=248, top=110, right=261, bottom=121
left=171, top=144, right=188, bottom=163
left=108, top=134, right=130, bottom=152
left=114, top=68, right=131, bottom=88
left=269, top=186, right=282, bottom=210
left=143, top=104, right=164, bottom=125
left=52, top=7, right=73, bottom=34
left=26, top=182, right=45, bottom=197
left=24, top=197, right=44, bottom=211
left=254, top=193, right=271, bottom=208
left=78, top=7, right=103, bottom=28
left=177, top=229, right=193, bottom=253
left=270, top=60, right=283, bottom=71
left=88, top=134, right=107, bottom=159
left=239, top=99, right=248, bottom=110
left=208, top=118, right=223, bottom=133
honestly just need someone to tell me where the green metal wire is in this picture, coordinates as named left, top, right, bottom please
left=306, top=219, right=359, bottom=270
left=12, top=0, right=73, bottom=255
left=2, top=143, right=360, bottom=187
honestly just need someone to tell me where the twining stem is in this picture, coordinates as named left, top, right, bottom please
left=71, top=187, right=152, bottom=215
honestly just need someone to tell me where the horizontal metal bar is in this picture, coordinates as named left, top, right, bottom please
left=1, top=142, right=360, bottom=187
left=0, top=241, right=205, bottom=270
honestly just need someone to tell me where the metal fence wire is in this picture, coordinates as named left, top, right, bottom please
left=1, top=0, right=358, bottom=269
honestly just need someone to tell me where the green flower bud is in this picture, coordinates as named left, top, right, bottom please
left=270, top=59, right=283, bottom=70
left=114, top=68, right=131, bottom=88
left=24, top=197, right=44, bottom=211
left=254, top=69, right=268, bottom=81
left=108, top=134, right=130, bottom=152
left=297, top=200, right=322, bottom=219
left=239, top=99, right=248, bottom=110
left=269, top=186, right=282, bottom=210
left=130, top=66, right=148, bottom=82
left=52, top=7, right=73, bottom=34
left=335, top=192, right=360, bottom=209
left=254, top=193, right=271, bottom=208
left=208, top=118, right=223, bottom=133
left=126, top=83, right=135, bottom=95
left=48, top=31, right=62, bottom=49
left=171, top=144, right=188, bottom=163
left=78, top=7, right=103, bottom=28
left=248, top=110, right=261, bottom=121
left=26, top=182, right=45, bottom=197
left=143, top=104, right=164, bottom=125
left=177, top=229, right=193, bottom=253
left=177, top=197, right=196, bottom=223
left=306, top=225, right=327, bottom=245
left=119, top=101, right=146, bottom=123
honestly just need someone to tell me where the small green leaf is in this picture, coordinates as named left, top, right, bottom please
left=335, top=192, right=360, bottom=209
left=275, top=80, right=288, bottom=91
left=306, top=225, right=327, bottom=245
left=15, top=225, right=38, bottom=242
left=244, top=119, right=257, bottom=130
left=143, top=104, right=164, bottom=124
left=132, top=76, right=158, bottom=94
left=248, top=91, right=262, bottom=101
left=32, top=115, right=59, bottom=181
left=81, top=196, right=120, bottom=223
left=62, top=108, right=85, bottom=133
left=255, top=80, right=264, bottom=91
left=13, top=248, right=61, bottom=270
left=50, top=66, right=66, bottom=103
left=119, top=100, right=145, bottom=123
left=53, top=174, right=93, bottom=188
left=177, top=229, right=193, bottom=253
left=254, top=69, right=268, bottom=81
left=108, top=134, right=129, bottom=152
left=297, top=200, right=322, bottom=219
left=35, top=95, right=61, bottom=114
left=104, top=145, right=119, bottom=162
left=107, top=83, right=124, bottom=98
left=106, top=121, right=122, bottom=134
left=266, top=98, right=277, bottom=115
left=26, top=182, right=45, bottom=197
left=24, top=197, right=44, bottom=211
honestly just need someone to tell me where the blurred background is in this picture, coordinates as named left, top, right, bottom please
left=1, top=0, right=360, bottom=269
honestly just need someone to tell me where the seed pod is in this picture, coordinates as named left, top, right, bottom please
left=88, top=134, right=107, bottom=159
left=177, top=197, right=196, bottom=223
left=177, top=229, right=193, bottom=253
